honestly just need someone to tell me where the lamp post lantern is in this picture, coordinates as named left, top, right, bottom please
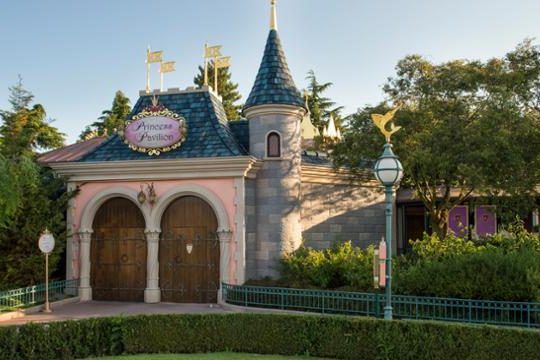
left=374, top=143, right=403, bottom=320
left=371, top=107, right=403, bottom=320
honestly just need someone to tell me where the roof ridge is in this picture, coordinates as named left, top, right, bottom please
left=206, top=92, right=247, bottom=156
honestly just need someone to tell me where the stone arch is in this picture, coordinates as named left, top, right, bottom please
left=79, top=187, right=150, bottom=233
left=150, top=184, right=231, bottom=233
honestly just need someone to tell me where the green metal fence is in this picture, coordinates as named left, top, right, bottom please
left=0, top=279, right=79, bottom=311
left=222, top=283, right=540, bottom=328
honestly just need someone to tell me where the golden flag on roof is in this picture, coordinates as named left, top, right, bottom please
left=147, top=50, right=163, bottom=63
left=159, top=61, right=176, bottom=73
left=205, top=45, right=222, bottom=59
left=215, top=56, right=231, bottom=69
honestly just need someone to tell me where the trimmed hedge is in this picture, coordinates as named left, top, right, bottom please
left=1, top=313, right=540, bottom=359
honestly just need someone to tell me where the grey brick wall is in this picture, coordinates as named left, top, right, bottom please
left=301, top=181, right=385, bottom=249
left=245, top=178, right=258, bottom=279
left=248, top=111, right=303, bottom=279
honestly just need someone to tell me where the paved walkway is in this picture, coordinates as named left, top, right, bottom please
left=0, top=300, right=261, bottom=326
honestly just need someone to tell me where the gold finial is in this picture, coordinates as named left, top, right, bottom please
left=151, top=95, right=159, bottom=107
left=270, top=0, right=278, bottom=30
left=371, top=106, right=402, bottom=143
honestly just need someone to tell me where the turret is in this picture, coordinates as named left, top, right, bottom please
left=244, top=0, right=306, bottom=278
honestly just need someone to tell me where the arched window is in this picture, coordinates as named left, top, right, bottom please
left=267, top=132, right=281, bottom=158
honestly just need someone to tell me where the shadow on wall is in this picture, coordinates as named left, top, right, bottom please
left=301, top=182, right=385, bottom=250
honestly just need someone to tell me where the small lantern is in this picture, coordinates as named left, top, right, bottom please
left=137, top=185, right=146, bottom=204
left=373, top=143, right=403, bottom=187
left=147, top=183, right=157, bottom=206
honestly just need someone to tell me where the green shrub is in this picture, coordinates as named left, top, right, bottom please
left=1, top=313, right=540, bottom=359
left=395, top=248, right=540, bottom=301
left=280, top=241, right=375, bottom=291
left=409, top=232, right=485, bottom=260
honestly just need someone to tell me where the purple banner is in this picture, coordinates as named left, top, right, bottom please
left=475, top=206, right=497, bottom=236
left=448, top=206, right=468, bottom=237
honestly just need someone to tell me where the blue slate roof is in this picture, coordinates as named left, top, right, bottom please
left=229, top=120, right=250, bottom=152
left=80, top=90, right=248, bottom=162
left=244, top=30, right=305, bottom=110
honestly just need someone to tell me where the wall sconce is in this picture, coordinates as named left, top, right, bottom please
left=147, top=183, right=157, bottom=206
left=137, top=182, right=157, bottom=206
left=137, top=185, right=147, bottom=204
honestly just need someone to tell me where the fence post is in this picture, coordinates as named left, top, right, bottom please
left=244, top=287, right=248, bottom=307
left=527, top=303, right=531, bottom=328
left=468, top=301, right=472, bottom=322
left=280, top=289, right=285, bottom=310
left=375, top=293, right=380, bottom=318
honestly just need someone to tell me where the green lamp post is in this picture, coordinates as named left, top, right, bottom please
left=371, top=107, right=403, bottom=320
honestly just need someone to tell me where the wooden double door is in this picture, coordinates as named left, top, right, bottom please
left=160, top=196, right=220, bottom=303
left=91, top=198, right=146, bottom=302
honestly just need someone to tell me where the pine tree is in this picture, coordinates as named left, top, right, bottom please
left=79, top=90, right=131, bottom=139
left=0, top=77, right=65, bottom=158
left=305, top=70, right=343, bottom=132
left=194, top=62, right=242, bottom=120
left=0, top=77, right=70, bottom=289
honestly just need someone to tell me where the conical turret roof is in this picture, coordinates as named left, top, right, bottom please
left=244, top=29, right=305, bottom=110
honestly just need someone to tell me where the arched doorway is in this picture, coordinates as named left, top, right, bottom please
left=160, top=196, right=219, bottom=303
left=91, top=198, right=146, bottom=301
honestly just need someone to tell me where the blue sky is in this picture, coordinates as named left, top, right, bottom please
left=1, top=0, right=539, bottom=143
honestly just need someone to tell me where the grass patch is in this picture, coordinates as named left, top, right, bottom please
left=92, top=353, right=328, bottom=359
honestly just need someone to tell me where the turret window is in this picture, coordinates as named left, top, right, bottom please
left=267, top=132, right=281, bottom=158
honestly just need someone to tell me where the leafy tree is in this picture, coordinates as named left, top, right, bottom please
left=194, top=62, right=242, bottom=120
left=79, top=90, right=131, bottom=139
left=0, top=78, right=70, bottom=289
left=332, top=40, right=540, bottom=237
left=305, top=70, right=343, bottom=132
left=0, top=160, right=70, bottom=289
left=0, top=77, right=64, bottom=158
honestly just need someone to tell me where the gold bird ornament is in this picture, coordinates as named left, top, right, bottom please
left=371, top=106, right=401, bottom=143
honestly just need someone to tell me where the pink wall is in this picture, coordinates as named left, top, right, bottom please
left=70, top=178, right=238, bottom=283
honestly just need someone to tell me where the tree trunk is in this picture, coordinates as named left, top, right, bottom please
left=430, top=207, right=449, bottom=238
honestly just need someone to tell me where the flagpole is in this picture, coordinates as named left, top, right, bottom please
left=214, top=56, right=218, bottom=95
left=146, top=46, right=151, bottom=93
left=160, top=63, right=164, bottom=92
left=204, top=42, right=209, bottom=86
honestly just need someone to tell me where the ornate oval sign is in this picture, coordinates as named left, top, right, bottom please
left=38, top=230, right=55, bottom=254
left=122, top=97, right=187, bottom=156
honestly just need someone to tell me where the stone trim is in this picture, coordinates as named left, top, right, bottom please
left=48, top=156, right=259, bottom=182
left=144, top=230, right=161, bottom=303
left=234, top=177, right=246, bottom=284
left=301, top=164, right=378, bottom=186
left=217, top=230, right=233, bottom=285
left=150, top=184, right=232, bottom=233
left=78, top=187, right=151, bottom=233
left=78, top=230, right=93, bottom=301
left=243, top=104, right=306, bottom=120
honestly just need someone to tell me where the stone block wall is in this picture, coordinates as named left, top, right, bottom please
left=301, top=181, right=385, bottom=249
left=245, top=178, right=258, bottom=279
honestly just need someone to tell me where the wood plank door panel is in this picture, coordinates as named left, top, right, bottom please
left=160, top=196, right=219, bottom=303
left=91, top=198, right=146, bottom=302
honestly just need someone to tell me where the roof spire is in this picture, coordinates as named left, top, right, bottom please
left=270, top=0, right=278, bottom=30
